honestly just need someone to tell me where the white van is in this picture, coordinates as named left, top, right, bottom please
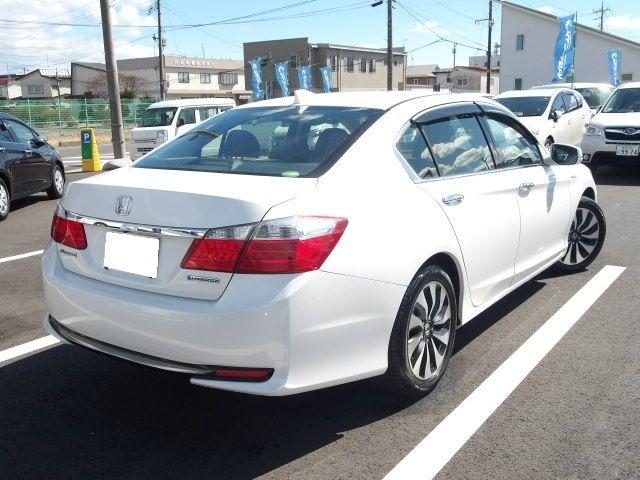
left=129, top=98, right=235, bottom=160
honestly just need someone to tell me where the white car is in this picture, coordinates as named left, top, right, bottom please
left=532, top=82, right=615, bottom=115
left=129, top=98, right=235, bottom=160
left=495, top=88, right=591, bottom=148
left=581, top=82, right=640, bottom=171
left=43, top=91, right=605, bottom=397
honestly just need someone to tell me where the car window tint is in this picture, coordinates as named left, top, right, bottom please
left=485, top=114, right=542, bottom=168
left=551, top=94, right=565, bottom=113
left=395, top=124, right=438, bottom=179
left=6, top=119, right=35, bottom=143
left=420, top=114, right=494, bottom=177
left=178, top=108, right=196, bottom=125
left=198, top=107, right=220, bottom=121
left=0, top=124, right=13, bottom=142
left=563, top=92, right=578, bottom=111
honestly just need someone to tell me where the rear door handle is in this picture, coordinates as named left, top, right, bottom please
left=22, top=149, right=32, bottom=154
left=0, top=146, right=5, bottom=153
left=442, top=194, right=464, bottom=206
left=519, top=182, right=534, bottom=192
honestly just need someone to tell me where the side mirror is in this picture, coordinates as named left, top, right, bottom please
left=0, top=123, right=7, bottom=132
left=550, top=143, right=581, bottom=165
left=32, top=134, right=47, bottom=147
left=550, top=109, right=562, bottom=122
left=177, top=118, right=185, bottom=127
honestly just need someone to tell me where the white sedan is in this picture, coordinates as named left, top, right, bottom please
left=495, top=88, right=591, bottom=148
left=43, top=90, right=605, bottom=397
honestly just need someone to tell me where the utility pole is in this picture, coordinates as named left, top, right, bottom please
left=387, top=0, right=393, bottom=91
left=593, top=2, right=610, bottom=31
left=99, top=0, right=125, bottom=159
left=149, top=0, right=165, bottom=100
left=452, top=43, right=457, bottom=67
left=55, top=69, right=63, bottom=137
left=476, top=0, right=494, bottom=94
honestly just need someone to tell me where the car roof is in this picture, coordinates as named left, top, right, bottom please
left=496, top=88, right=566, bottom=98
left=234, top=90, right=495, bottom=111
left=617, top=81, right=640, bottom=90
left=147, top=98, right=236, bottom=109
left=532, top=82, right=613, bottom=90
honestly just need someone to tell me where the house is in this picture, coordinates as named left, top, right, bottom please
left=16, top=68, right=71, bottom=99
left=434, top=66, right=500, bottom=94
left=406, top=64, right=439, bottom=90
left=498, top=0, right=640, bottom=91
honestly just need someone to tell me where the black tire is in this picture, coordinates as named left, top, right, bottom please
left=47, top=164, right=65, bottom=199
left=376, top=265, right=457, bottom=397
left=554, top=197, right=606, bottom=273
left=0, top=177, right=9, bottom=221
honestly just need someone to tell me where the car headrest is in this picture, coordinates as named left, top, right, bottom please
left=220, top=129, right=260, bottom=158
left=311, top=128, right=349, bottom=163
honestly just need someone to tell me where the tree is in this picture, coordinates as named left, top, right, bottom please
left=84, top=75, right=108, bottom=99
left=119, top=74, right=145, bottom=98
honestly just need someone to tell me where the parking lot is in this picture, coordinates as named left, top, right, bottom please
left=0, top=165, right=638, bottom=479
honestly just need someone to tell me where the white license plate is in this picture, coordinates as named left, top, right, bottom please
left=616, top=144, right=639, bottom=156
left=104, top=231, right=159, bottom=278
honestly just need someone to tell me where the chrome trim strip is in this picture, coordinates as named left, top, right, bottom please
left=64, top=209, right=209, bottom=238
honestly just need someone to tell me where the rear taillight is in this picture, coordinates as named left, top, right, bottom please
left=51, top=210, right=87, bottom=250
left=181, top=216, right=347, bottom=274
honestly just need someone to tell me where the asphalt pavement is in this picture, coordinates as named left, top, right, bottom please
left=0, top=166, right=638, bottom=479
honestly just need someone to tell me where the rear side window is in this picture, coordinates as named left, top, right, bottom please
left=420, top=115, right=495, bottom=177
left=484, top=114, right=542, bottom=168
left=395, top=124, right=438, bottom=179
left=134, top=106, right=382, bottom=177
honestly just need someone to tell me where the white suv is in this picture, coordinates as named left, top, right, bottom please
left=495, top=88, right=591, bottom=148
left=581, top=82, right=640, bottom=171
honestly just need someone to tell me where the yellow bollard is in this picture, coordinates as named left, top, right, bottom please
left=81, top=128, right=102, bottom=172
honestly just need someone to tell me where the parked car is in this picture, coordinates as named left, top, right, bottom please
left=581, top=82, right=640, bottom=171
left=129, top=98, right=235, bottom=160
left=43, top=91, right=604, bottom=397
left=495, top=88, right=591, bottom=148
left=532, top=82, right=615, bottom=115
left=0, top=113, right=65, bottom=221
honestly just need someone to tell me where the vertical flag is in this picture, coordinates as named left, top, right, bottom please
left=552, top=14, right=577, bottom=82
left=297, top=65, right=313, bottom=91
left=319, top=66, right=332, bottom=93
left=275, top=61, right=290, bottom=97
left=249, top=58, right=265, bottom=101
left=608, top=49, right=622, bottom=87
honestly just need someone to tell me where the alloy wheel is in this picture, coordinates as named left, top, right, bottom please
left=406, top=281, right=452, bottom=380
left=561, top=207, right=600, bottom=265
left=0, top=184, right=8, bottom=216
left=54, top=169, right=64, bottom=194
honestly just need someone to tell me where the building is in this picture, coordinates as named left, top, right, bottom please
left=71, top=56, right=250, bottom=102
left=15, top=68, right=71, bottom=99
left=406, top=64, right=439, bottom=90
left=0, top=76, right=22, bottom=99
left=499, top=0, right=640, bottom=91
left=434, top=66, right=500, bottom=94
left=243, top=37, right=407, bottom=96
left=468, top=54, right=501, bottom=68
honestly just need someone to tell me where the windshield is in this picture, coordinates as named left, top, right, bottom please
left=576, top=87, right=612, bottom=109
left=495, top=97, right=550, bottom=117
left=602, top=88, right=640, bottom=113
left=139, top=107, right=178, bottom=127
left=134, top=106, right=382, bottom=177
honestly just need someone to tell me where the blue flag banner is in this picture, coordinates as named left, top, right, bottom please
left=297, top=65, right=313, bottom=91
left=249, top=58, right=265, bottom=101
left=319, top=66, right=332, bottom=93
left=608, top=49, right=622, bottom=87
left=552, top=14, right=576, bottom=82
left=275, top=61, right=290, bottom=97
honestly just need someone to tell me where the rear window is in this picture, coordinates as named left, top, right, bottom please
left=495, top=96, right=550, bottom=117
left=134, top=106, right=382, bottom=177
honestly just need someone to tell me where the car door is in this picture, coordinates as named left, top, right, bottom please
left=561, top=91, right=584, bottom=146
left=481, top=111, right=572, bottom=284
left=5, top=119, right=48, bottom=192
left=549, top=93, right=572, bottom=144
left=414, top=104, right=521, bottom=307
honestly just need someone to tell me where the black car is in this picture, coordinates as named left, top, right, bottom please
left=0, top=113, right=65, bottom=221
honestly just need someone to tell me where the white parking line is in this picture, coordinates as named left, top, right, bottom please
left=0, top=250, right=44, bottom=264
left=0, top=335, right=60, bottom=364
left=384, top=265, right=626, bottom=480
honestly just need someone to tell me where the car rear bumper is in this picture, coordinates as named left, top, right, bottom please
left=42, top=241, right=404, bottom=395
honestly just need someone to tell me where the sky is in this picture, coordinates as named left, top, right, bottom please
left=2, top=0, right=640, bottom=75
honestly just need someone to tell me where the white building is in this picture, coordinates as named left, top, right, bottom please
left=469, top=54, right=501, bottom=69
left=499, top=0, right=640, bottom=92
left=71, top=55, right=250, bottom=103
left=433, top=66, right=500, bottom=95
left=15, top=68, right=71, bottom=99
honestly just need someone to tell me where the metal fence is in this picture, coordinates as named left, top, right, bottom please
left=0, top=98, right=157, bottom=138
